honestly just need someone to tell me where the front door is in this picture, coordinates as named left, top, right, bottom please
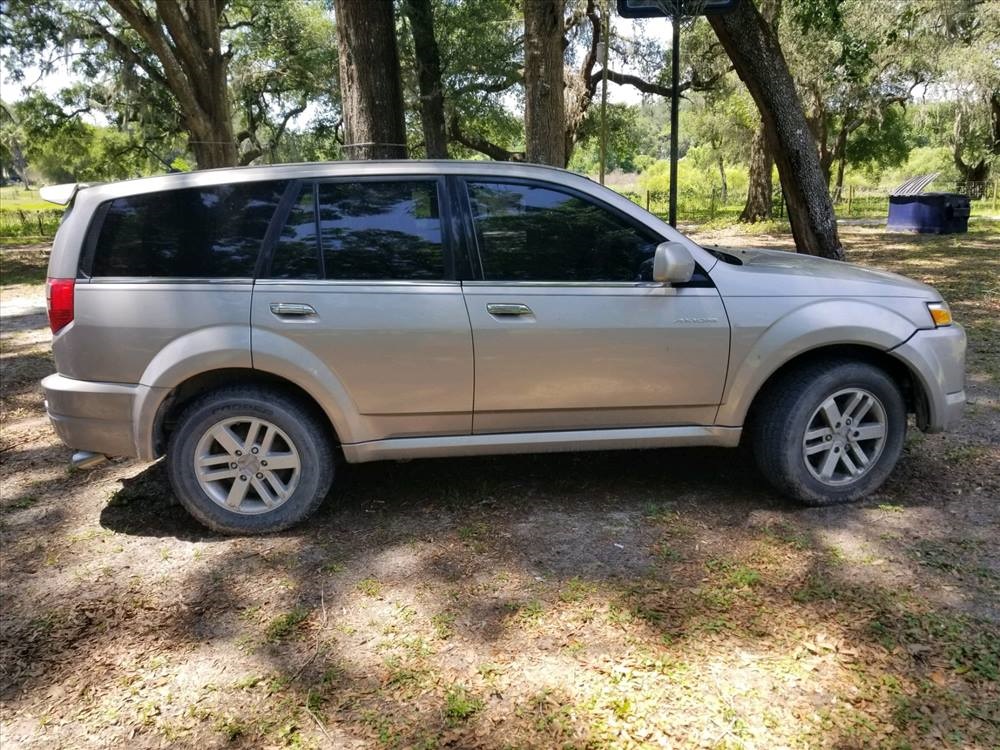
left=251, top=178, right=474, bottom=443
left=459, top=179, right=730, bottom=434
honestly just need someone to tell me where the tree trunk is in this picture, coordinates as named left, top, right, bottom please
left=834, top=153, right=847, bottom=201
left=717, top=154, right=728, bottom=203
left=740, top=124, right=772, bottom=222
left=187, top=57, right=237, bottom=169
left=991, top=91, right=1000, bottom=158
left=105, top=0, right=238, bottom=169
left=738, top=0, right=778, bottom=224
left=334, top=0, right=407, bottom=160
left=402, top=0, right=448, bottom=159
left=832, top=123, right=850, bottom=201
left=709, top=1, right=843, bottom=260
left=818, top=145, right=834, bottom=188
left=523, top=0, right=566, bottom=167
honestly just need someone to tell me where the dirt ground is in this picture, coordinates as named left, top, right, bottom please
left=1, top=225, right=998, bottom=749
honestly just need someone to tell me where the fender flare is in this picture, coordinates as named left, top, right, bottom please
left=131, top=327, right=361, bottom=459
left=715, top=300, right=919, bottom=426
left=132, top=325, right=251, bottom=459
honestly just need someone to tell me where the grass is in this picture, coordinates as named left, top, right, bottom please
left=0, top=186, right=53, bottom=212
left=0, top=186, right=64, bottom=244
left=264, top=607, right=310, bottom=642
left=0, top=249, right=48, bottom=286
left=355, top=576, right=382, bottom=598
left=443, top=685, right=483, bottom=727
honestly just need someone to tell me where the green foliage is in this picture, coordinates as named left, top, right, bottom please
left=443, top=685, right=483, bottom=726
left=229, top=0, right=339, bottom=163
left=0, top=0, right=995, bottom=193
left=845, top=105, right=910, bottom=176
left=883, top=146, right=962, bottom=190
left=568, top=103, right=654, bottom=174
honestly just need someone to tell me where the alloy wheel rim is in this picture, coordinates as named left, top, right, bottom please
left=802, top=387, right=887, bottom=487
left=194, top=417, right=301, bottom=515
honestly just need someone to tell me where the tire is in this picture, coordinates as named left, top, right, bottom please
left=749, top=359, right=906, bottom=506
left=166, top=386, right=335, bottom=534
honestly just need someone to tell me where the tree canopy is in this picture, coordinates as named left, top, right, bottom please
left=1, top=0, right=996, bottom=238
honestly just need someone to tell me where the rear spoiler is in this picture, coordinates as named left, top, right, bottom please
left=39, top=182, right=92, bottom=206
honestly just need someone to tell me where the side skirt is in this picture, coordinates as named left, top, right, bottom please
left=341, top=425, right=742, bottom=463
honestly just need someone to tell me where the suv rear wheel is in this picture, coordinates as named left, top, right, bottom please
left=166, top=387, right=335, bottom=534
left=750, top=360, right=906, bottom=506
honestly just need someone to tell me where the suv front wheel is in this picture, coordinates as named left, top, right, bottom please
left=167, top=387, right=335, bottom=534
left=750, top=360, right=907, bottom=506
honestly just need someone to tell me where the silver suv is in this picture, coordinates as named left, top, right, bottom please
left=41, top=161, right=966, bottom=534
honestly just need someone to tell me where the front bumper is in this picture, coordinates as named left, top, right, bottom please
left=889, top=324, right=967, bottom=432
left=42, top=373, right=142, bottom=458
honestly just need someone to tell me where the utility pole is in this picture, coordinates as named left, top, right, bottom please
left=668, top=0, right=681, bottom=227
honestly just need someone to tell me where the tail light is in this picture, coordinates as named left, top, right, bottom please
left=46, top=278, right=75, bottom=334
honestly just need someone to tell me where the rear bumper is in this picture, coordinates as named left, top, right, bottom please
left=42, top=373, right=144, bottom=458
left=889, top=325, right=967, bottom=432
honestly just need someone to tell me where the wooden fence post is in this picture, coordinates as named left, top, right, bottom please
left=645, top=190, right=650, bottom=211
left=847, top=184, right=854, bottom=216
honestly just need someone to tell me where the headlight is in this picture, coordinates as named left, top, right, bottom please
left=927, top=301, right=953, bottom=327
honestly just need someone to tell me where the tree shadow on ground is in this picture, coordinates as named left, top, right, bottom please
left=1, top=441, right=994, bottom=747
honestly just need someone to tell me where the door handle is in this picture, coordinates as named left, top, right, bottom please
left=486, top=303, right=533, bottom=316
left=269, top=302, right=317, bottom=317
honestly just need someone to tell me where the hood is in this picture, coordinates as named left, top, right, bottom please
left=707, top=246, right=940, bottom=300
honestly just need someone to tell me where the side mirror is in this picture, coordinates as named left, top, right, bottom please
left=652, top=241, right=695, bottom=284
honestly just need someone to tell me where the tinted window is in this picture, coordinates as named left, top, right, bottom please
left=467, top=181, right=658, bottom=282
left=318, top=181, right=444, bottom=280
left=91, top=181, right=287, bottom=278
left=271, top=185, right=320, bottom=279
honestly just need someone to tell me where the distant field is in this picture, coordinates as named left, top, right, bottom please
left=0, top=186, right=53, bottom=212
left=0, top=187, right=63, bottom=245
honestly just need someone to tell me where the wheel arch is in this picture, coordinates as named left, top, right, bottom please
left=149, top=368, right=344, bottom=459
left=736, top=344, right=928, bottom=434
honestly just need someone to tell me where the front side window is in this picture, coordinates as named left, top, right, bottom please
left=91, top=181, right=287, bottom=278
left=466, top=181, right=658, bottom=282
left=269, top=180, right=446, bottom=280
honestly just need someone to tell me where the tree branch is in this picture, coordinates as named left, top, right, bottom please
left=589, top=68, right=687, bottom=98
left=77, top=18, right=167, bottom=89
left=586, top=65, right=731, bottom=99
left=448, top=113, right=523, bottom=161
left=452, top=71, right=523, bottom=96
left=105, top=0, right=202, bottom=124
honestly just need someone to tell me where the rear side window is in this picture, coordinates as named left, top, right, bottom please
left=269, top=180, right=446, bottom=280
left=90, top=181, right=287, bottom=278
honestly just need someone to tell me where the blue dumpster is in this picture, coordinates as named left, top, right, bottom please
left=887, top=193, right=971, bottom=234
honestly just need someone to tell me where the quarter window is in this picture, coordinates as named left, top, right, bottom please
left=466, top=181, right=659, bottom=282
left=90, top=181, right=287, bottom=278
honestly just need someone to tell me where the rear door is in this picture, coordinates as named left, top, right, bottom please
left=458, top=178, right=730, bottom=434
left=250, top=177, right=474, bottom=443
